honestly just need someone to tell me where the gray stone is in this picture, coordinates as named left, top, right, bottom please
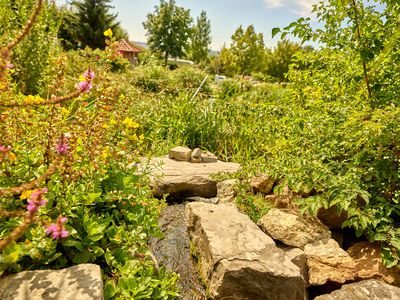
left=192, top=148, right=202, bottom=158
left=186, top=196, right=218, bottom=204
left=142, top=156, right=240, bottom=198
left=186, top=202, right=306, bottom=300
left=217, top=179, right=238, bottom=203
left=191, top=157, right=202, bottom=163
left=201, top=151, right=218, bottom=163
left=169, top=146, right=192, bottom=162
left=0, top=264, right=103, bottom=300
left=250, top=174, right=275, bottom=194
left=259, top=209, right=331, bottom=249
left=304, top=239, right=357, bottom=285
left=282, top=247, right=309, bottom=286
left=314, top=279, right=400, bottom=300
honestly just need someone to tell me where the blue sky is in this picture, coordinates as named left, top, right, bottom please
left=55, top=0, right=319, bottom=50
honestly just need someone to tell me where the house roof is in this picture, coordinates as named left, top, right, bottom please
left=117, top=39, right=142, bottom=53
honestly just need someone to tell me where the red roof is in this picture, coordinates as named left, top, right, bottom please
left=117, top=39, right=141, bottom=53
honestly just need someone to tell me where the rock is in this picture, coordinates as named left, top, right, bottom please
left=348, top=241, right=400, bottom=285
left=282, top=247, right=309, bottom=286
left=314, top=279, right=400, bottom=300
left=259, top=209, right=331, bottom=249
left=191, top=157, right=202, bottom=163
left=186, top=202, right=306, bottom=300
left=217, top=179, right=238, bottom=203
left=249, top=174, right=275, bottom=194
left=192, top=148, right=202, bottom=158
left=265, top=194, right=294, bottom=209
left=143, top=156, right=240, bottom=199
left=304, top=239, right=357, bottom=285
left=201, top=151, right=218, bottom=163
left=317, top=206, right=347, bottom=229
left=186, top=196, right=218, bottom=204
left=169, top=146, right=192, bottom=162
left=0, top=264, right=103, bottom=300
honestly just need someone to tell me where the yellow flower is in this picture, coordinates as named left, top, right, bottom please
left=61, top=107, right=70, bottom=116
left=123, top=117, right=140, bottom=129
left=110, top=119, right=117, bottom=126
left=129, top=134, right=139, bottom=141
left=20, top=189, right=35, bottom=200
left=104, top=28, right=113, bottom=38
left=139, top=134, right=144, bottom=141
left=24, top=95, right=44, bottom=104
left=8, top=152, right=16, bottom=161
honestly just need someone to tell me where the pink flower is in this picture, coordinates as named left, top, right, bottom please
left=46, top=216, right=69, bottom=239
left=83, top=68, right=95, bottom=81
left=77, top=67, right=94, bottom=92
left=56, top=135, right=70, bottom=155
left=0, top=145, right=11, bottom=153
left=27, top=188, right=48, bottom=213
left=78, top=80, right=92, bottom=92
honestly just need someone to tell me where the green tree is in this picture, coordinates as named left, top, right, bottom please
left=230, top=25, right=265, bottom=76
left=265, top=39, right=301, bottom=82
left=68, top=0, right=127, bottom=49
left=143, top=0, right=192, bottom=65
left=187, top=10, right=211, bottom=64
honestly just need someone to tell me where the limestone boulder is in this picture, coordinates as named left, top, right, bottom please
left=201, top=151, right=218, bottom=163
left=169, top=146, right=192, bottom=162
left=0, top=264, right=103, bottom=300
left=259, top=209, right=331, bottom=249
left=314, top=279, right=400, bottom=300
left=186, top=202, right=306, bottom=300
left=281, top=246, right=309, bottom=286
left=265, top=194, right=294, bottom=209
left=249, top=174, right=275, bottom=194
left=317, top=205, right=347, bottom=229
left=142, top=156, right=240, bottom=199
left=217, top=179, right=238, bottom=203
left=304, top=239, right=357, bottom=285
left=348, top=241, right=400, bottom=285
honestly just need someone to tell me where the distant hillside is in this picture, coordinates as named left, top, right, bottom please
left=133, top=41, right=148, bottom=50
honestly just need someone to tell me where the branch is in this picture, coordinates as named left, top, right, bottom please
left=5, top=0, right=44, bottom=51
left=0, top=90, right=82, bottom=108
left=0, top=159, right=60, bottom=197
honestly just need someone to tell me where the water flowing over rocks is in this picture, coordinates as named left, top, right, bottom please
left=0, top=264, right=103, bottom=300
left=186, top=202, right=306, bottom=300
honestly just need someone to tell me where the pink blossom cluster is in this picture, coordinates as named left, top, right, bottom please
left=77, top=67, right=95, bottom=92
left=27, top=188, right=48, bottom=213
left=46, top=216, right=69, bottom=239
left=56, top=135, right=70, bottom=155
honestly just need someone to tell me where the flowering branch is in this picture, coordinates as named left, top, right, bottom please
left=0, top=158, right=60, bottom=197
left=4, top=0, right=44, bottom=51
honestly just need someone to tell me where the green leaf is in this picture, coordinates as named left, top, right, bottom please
left=272, top=27, right=281, bottom=38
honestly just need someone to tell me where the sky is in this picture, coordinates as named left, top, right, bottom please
left=55, top=0, right=320, bottom=50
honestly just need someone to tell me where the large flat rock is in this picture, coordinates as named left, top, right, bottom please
left=314, top=279, right=400, bottom=300
left=186, top=202, right=306, bottom=300
left=0, top=264, right=103, bottom=300
left=141, top=156, right=240, bottom=198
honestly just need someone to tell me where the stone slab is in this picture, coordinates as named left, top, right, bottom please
left=186, top=202, right=306, bottom=300
left=314, top=279, right=400, bottom=300
left=141, top=156, right=240, bottom=198
left=0, top=264, right=103, bottom=300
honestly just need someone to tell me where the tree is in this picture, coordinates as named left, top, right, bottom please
left=188, top=10, right=211, bottom=64
left=66, top=0, right=127, bottom=50
left=230, top=25, right=265, bottom=76
left=265, top=39, right=301, bottom=82
left=143, top=0, right=192, bottom=65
